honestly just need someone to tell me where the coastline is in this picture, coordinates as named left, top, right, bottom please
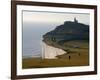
left=42, top=42, right=66, bottom=59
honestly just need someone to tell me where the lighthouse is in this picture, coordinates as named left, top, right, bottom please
left=74, top=18, right=78, bottom=23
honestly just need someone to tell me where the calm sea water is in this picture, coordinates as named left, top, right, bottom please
left=22, top=22, right=60, bottom=58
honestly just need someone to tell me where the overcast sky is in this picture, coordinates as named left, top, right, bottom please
left=23, top=10, right=90, bottom=25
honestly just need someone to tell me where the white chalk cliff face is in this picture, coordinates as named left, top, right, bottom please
left=42, top=42, right=66, bottom=59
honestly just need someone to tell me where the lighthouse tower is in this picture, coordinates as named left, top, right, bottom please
left=74, top=18, right=78, bottom=23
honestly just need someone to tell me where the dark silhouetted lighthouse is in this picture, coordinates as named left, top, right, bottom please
left=74, top=18, right=78, bottom=23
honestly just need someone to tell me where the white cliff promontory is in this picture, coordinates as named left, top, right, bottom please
left=42, top=42, right=66, bottom=59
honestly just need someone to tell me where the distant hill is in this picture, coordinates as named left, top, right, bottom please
left=43, top=19, right=89, bottom=49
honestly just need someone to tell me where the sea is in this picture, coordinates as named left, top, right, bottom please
left=22, top=22, right=60, bottom=58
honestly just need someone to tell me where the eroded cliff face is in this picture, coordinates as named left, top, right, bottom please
left=42, top=42, right=66, bottom=59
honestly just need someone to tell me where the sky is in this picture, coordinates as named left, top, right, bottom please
left=22, top=10, right=90, bottom=25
